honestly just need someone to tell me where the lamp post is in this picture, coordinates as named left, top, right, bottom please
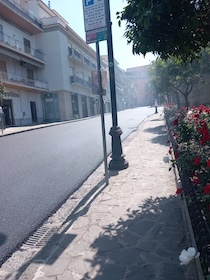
left=105, top=0, right=128, bottom=170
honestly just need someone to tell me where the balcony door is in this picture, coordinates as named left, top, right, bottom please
left=0, top=61, right=7, bottom=80
left=24, top=38, right=31, bottom=54
left=0, top=24, right=3, bottom=41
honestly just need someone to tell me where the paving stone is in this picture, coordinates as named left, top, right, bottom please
left=128, top=220, right=155, bottom=236
left=158, top=262, right=186, bottom=280
left=91, top=235, right=121, bottom=252
left=93, top=263, right=125, bottom=280
left=41, top=257, right=70, bottom=276
left=125, top=264, right=156, bottom=280
left=103, top=247, right=141, bottom=265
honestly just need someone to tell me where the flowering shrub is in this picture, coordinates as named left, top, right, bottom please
left=164, top=104, right=210, bottom=214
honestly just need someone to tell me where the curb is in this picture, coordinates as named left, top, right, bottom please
left=0, top=115, right=96, bottom=137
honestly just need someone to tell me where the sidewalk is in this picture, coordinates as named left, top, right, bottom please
left=0, top=120, right=71, bottom=137
left=0, top=114, right=198, bottom=280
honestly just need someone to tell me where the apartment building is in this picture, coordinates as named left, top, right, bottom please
left=0, top=0, right=111, bottom=126
left=101, top=55, right=136, bottom=111
left=127, top=65, right=153, bottom=107
left=0, top=0, right=48, bottom=126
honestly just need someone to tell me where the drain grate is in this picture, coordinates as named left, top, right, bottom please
left=23, top=224, right=59, bottom=249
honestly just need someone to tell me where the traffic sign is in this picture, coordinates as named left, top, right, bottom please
left=86, top=27, right=107, bottom=44
left=82, top=0, right=106, bottom=32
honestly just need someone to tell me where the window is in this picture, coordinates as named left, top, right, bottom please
left=27, top=68, right=34, bottom=80
left=0, top=25, right=3, bottom=41
left=24, top=38, right=31, bottom=53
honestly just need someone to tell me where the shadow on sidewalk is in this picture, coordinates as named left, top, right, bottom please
left=144, top=123, right=169, bottom=147
left=11, top=177, right=110, bottom=279
left=82, top=196, right=195, bottom=280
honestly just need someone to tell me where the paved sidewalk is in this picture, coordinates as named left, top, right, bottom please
left=0, top=120, right=71, bottom=137
left=0, top=114, right=198, bottom=280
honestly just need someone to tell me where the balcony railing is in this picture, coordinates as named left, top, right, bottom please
left=85, top=80, right=91, bottom=88
left=1, top=0, right=42, bottom=28
left=70, top=75, right=92, bottom=88
left=0, top=71, right=48, bottom=90
left=68, top=47, right=96, bottom=69
left=0, top=32, right=45, bottom=62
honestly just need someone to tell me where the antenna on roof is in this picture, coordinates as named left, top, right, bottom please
left=48, top=1, right=51, bottom=8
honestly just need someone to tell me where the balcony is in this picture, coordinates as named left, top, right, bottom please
left=68, top=47, right=96, bottom=70
left=0, top=71, right=48, bottom=91
left=0, top=32, right=45, bottom=66
left=85, top=80, right=91, bottom=88
left=70, top=75, right=89, bottom=87
left=68, top=48, right=84, bottom=65
left=0, top=0, right=42, bottom=34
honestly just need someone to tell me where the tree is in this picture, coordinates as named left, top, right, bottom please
left=117, top=0, right=210, bottom=61
left=149, top=51, right=210, bottom=107
left=149, top=59, right=174, bottom=104
left=0, top=79, right=6, bottom=106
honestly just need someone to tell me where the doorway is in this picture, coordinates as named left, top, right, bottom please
left=30, top=101, right=37, bottom=123
left=81, top=96, right=88, bottom=118
left=2, top=99, right=14, bottom=126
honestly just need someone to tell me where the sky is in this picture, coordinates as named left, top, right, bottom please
left=42, top=0, right=156, bottom=70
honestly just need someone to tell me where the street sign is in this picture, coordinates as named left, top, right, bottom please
left=83, top=0, right=106, bottom=32
left=86, top=27, right=107, bottom=44
left=82, top=0, right=107, bottom=44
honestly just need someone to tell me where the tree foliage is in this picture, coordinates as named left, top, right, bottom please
left=0, top=79, right=6, bottom=106
left=117, top=0, right=210, bottom=61
left=149, top=50, right=210, bottom=106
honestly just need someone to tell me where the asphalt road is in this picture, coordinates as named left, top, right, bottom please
left=0, top=106, right=156, bottom=264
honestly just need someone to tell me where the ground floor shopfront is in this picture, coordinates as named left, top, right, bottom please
left=2, top=89, right=44, bottom=127
left=2, top=89, right=111, bottom=127
left=43, top=91, right=110, bottom=122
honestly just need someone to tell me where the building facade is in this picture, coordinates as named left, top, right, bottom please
left=126, top=65, right=153, bottom=107
left=0, top=0, right=111, bottom=126
left=101, top=55, right=137, bottom=111
left=0, top=0, right=140, bottom=127
left=0, top=0, right=48, bottom=126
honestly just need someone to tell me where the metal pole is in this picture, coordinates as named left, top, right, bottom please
left=104, top=0, right=128, bottom=170
left=96, top=41, right=109, bottom=185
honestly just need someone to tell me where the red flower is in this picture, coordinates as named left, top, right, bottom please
left=193, top=177, right=199, bottom=185
left=207, top=160, right=210, bottom=168
left=173, top=119, right=178, bottom=126
left=176, top=188, right=183, bottom=195
left=201, top=127, right=209, bottom=145
left=193, top=157, right=201, bottom=166
left=203, top=184, right=210, bottom=195
left=174, top=152, right=179, bottom=159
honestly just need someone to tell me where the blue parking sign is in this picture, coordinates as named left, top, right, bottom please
left=84, top=0, right=94, bottom=6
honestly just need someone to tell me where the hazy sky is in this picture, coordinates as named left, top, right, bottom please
left=42, top=0, right=156, bottom=70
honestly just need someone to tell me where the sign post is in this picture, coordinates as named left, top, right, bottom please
left=82, top=0, right=109, bottom=184
left=82, top=0, right=128, bottom=172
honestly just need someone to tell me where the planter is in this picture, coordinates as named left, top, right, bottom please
left=166, top=117, right=210, bottom=278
